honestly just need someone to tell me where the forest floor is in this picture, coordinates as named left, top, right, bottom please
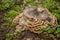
left=0, top=0, right=60, bottom=40
left=0, top=10, right=60, bottom=40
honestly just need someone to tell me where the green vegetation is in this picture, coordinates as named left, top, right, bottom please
left=4, top=22, right=15, bottom=27
left=55, top=28, right=60, bottom=34
left=47, top=25, right=60, bottom=34
left=0, top=0, right=16, bottom=11
left=6, top=30, right=22, bottom=40
left=4, top=10, right=18, bottom=27
left=4, top=10, right=18, bottom=21
left=12, top=5, right=24, bottom=12
left=23, top=0, right=39, bottom=6
left=54, top=25, right=60, bottom=34
left=6, top=33, right=12, bottom=40
left=6, top=10, right=18, bottom=18
left=40, top=25, right=46, bottom=30
left=47, top=28, right=54, bottom=33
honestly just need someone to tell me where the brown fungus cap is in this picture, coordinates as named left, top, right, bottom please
left=13, top=6, right=58, bottom=34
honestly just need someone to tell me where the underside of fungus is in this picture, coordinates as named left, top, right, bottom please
left=13, top=6, right=57, bottom=34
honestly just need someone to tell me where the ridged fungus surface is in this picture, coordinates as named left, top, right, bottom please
left=13, top=6, right=57, bottom=34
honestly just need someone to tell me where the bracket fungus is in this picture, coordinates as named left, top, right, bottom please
left=13, top=6, right=57, bottom=34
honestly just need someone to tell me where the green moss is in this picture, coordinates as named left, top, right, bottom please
left=4, top=10, right=18, bottom=21
left=23, top=0, right=39, bottom=6
left=12, top=5, right=24, bottom=11
left=0, top=0, right=16, bottom=11
left=47, top=28, right=54, bottom=33
left=6, top=10, right=18, bottom=18
left=4, top=10, right=18, bottom=27
left=52, top=10, right=60, bottom=19
left=4, top=22, right=15, bottom=27
left=13, top=30, right=22, bottom=36
left=55, top=28, right=60, bottom=34
left=40, top=25, right=46, bottom=30
left=6, top=30, right=22, bottom=40
left=6, top=33, right=12, bottom=40
left=54, top=25, right=60, bottom=34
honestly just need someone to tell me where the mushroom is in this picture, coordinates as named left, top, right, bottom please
left=13, top=6, right=57, bottom=34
